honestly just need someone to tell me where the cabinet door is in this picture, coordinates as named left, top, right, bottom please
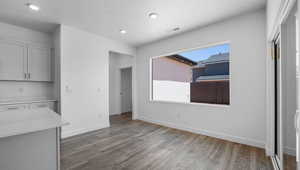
left=0, top=40, right=27, bottom=80
left=30, top=102, right=55, bottom=111
left=0, top=104, right=27, bottom=112
left=28, top=46, right=52, bottom=81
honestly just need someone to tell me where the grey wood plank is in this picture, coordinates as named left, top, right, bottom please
left=61, top=113, right=293, bottom=170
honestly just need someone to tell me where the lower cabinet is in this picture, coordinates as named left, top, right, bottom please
left=0, top=104, right=27, bottom=112
left=30, top=102, right=55, bottom=111
left=0, top=101, right=56, bottom=112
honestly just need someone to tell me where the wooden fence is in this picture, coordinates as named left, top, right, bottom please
left=190, top=81, right=229, bottom=105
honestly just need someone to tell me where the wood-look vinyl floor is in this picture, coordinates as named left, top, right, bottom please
left=60, top=114, right=293, bottom=170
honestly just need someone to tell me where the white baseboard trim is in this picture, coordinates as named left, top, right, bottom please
left=138, top=116, right=265, bottom=149
left=109, top=112, right=121, bottom=116
left=284, top=146, right=296, bottom=156
left=61, top=124, right=109, bottom=139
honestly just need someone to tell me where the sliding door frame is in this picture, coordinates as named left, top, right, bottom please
left=272, top=34, right=283, bottom=170
left=266, top=1, right=297, bottom=170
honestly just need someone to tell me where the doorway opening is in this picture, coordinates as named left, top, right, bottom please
left=120, top=67, right=133, bottom=118
left=109, top=51, right=134, bottom=122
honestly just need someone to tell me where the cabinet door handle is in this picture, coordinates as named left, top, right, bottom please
left=24, top=73, right=27, bottom=79
left=28, top=73, right=31, bottom=79
left=7, top=107, right=19, bottom=110
left=37, top=104, right=48, bottom=108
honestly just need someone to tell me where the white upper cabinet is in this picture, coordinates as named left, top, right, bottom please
left=0, top=39, right=53, bottom=82
left=28, top=46, right=52, bottom=81
left=0, top=40, right=26, bottom=80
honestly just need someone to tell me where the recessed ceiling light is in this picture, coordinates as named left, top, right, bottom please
left=148, top=13, right=159, bottom=19
left=120, top=29, right=127, bottom=34
left=26, top=3, right=40, bottom=11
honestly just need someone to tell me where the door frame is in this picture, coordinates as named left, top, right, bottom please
left=266, top=0, right=297, bottom=169
left=108, top=51, right=138, bottom=120
left=272, top=34, right=283, bottom=170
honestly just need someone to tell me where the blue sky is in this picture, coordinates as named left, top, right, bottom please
left=179, top=44, right=230, bottom=62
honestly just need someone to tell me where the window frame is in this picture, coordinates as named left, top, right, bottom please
left=149, top=41, right=231, bottom=107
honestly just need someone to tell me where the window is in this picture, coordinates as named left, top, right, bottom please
left=150, top=43, right=230, bottom=105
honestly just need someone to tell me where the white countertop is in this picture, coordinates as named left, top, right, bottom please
left=0, top=108, right=68, bottom=138
left=0, top=97, right=57, bottom=105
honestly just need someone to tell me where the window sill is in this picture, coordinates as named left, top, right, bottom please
left=149, top=100, right=230, bottom=108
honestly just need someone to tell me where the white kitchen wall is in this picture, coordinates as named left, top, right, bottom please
left=109, top=52, right=134, bottom=115
left=136, top=9, right=267, bottom=148
left=0, top=22, right=54, bottom=101
left=60, top=25, right=136, bottom=138
left=0, top=22, right=52, bottom=45
left=0, top=82, right=54, bottom=100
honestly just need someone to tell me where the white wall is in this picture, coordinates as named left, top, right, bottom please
left=136, top=9, right=267, bottom=148
left=60, top=25, right=136, bottom=138
left=0, top=22, right=53, bottom=45
left=0, top=22, right=54, bottom=101
left=153, top=80, right=190, bottom=103
left=109, top=52, right=134, bottom=115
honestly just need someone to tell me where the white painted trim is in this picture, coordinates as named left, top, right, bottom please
left=61, top=124, right=109, bottom=139
left=132, top=54, right=138, bottom=120
left=278, top=33, right=284, bottom=170
left=110, top=112, right=122, bottom=116
left=138, top=116, right=265, bottom=149
left=266, top=40, right=276, bottom=156
left=149, top=41, right=232, bottom=106
left=285, top=146, right=296, bottom=156
left=268, top=0, right=297, bottom=41
left=266, top=0, right=296, bottom=159
left=151, top=40, right=231, bottom=59
left=56, top=128, right=60, bottom=170
left=149, top=100, right=230, bottom=108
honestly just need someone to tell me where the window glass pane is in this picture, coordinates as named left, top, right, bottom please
left=151, top=43, right=230, bottom=105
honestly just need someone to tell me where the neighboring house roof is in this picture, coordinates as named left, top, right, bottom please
left=166, top=54, right=197, bottom=66
left=196, top=75, right=229, bottom=82
left=196, top=53, right=229, bottom=67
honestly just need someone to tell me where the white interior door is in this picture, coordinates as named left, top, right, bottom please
left=120, top=67, right=132, bottom=113
left=27, top=46, right=52, bottom=81
left=0, top=40, right=26, bottom=80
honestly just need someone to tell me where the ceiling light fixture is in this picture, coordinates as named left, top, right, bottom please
left=148, top=13, right=159, bottom=19
left=26, top=3, right=40, bottom=11
left=120, top=29, right=127, bottom=34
